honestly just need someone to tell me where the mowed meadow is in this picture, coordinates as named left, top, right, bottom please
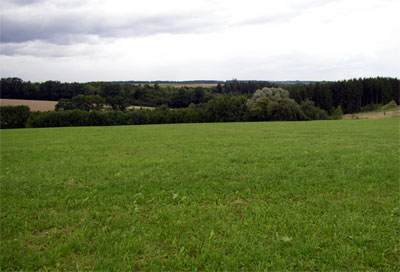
left=1, top=118, right=399, bottom=270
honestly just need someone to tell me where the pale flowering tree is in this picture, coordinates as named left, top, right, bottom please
left=247, top=87, right=289, bottom=107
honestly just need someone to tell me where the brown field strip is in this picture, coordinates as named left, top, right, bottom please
left=0, top=99, right=154, bottom=111
left=0, top=99, right=57, bottom=111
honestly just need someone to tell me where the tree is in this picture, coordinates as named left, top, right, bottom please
left=0, top=78, right=24, bottom=99
left=88, top=95, right=107, bottom=111
left=216, top=83, right=223, bottom=93
left=99, top=83, right=129, bottom=110
left=170, top=88, right=191, bottom=108
left=249, top=97, right=271, bottom=121
left=40, top=81, right=62, bottom=100
left=55, top=95, right=106, bottom=111
left=193, top=87, right=206, bottom=104
left=55, top=98, right=75, bottom=111
left=206, top=96, right=249, bottom=122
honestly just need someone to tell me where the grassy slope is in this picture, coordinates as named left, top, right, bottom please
left=343, top=106, right=400, bottom=120
left=1, top=119, right=399, bottom=270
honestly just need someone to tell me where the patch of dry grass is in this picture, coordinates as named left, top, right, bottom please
left=342, top=106, right=400, bottom=120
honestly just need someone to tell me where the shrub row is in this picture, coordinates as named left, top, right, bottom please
left=1, top=96, right=345, bottom=129
left=0, top=106, right=30, bottom=129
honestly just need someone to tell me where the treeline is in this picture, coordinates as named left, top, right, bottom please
left=2, top=90, right=347, bottom=128
left=0, top=78, right=290, bottom=112
left=4, top=86, right=399, bottom=129
left=119, top=80, right=223, bottom=84
left=0, top=77, right=280, bottom=109
left=286, top=77, right=399, bottom=113
left=0, top=78, right=214, bottom=108
left=219, top=80, right=277, bottom=94
left=1, top=77, right=398, bottom=115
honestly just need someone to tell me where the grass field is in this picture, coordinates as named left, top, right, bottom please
left=1, top=118, right=399, bottom=270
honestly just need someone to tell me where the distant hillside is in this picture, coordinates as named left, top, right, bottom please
left=108, top=79, right=322, bottom=86
left=272, top=80, right=320, bottom=85
left=113, top=80, right=319, bottom=85
left=225, top=80, right=319, bottom=85
left=114, top=80, right=224, bottom=84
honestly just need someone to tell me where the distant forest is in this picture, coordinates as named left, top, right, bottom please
left=1, top=77, right=399, bottom=114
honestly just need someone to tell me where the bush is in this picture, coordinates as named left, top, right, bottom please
left=360, top=104, right=381, bottom=112
left=126, top=109, right=149, bottom=125
left=0, top=106, right=30, bottom=129
left=267, top=98, right=305, bottom=121
left=382, top=100, right=398, bottom=110
left=330, top=105, right=344, bottom=120
left=27, top=110, right=92, bottom=128
left=300, top=100, right=329, bottom=121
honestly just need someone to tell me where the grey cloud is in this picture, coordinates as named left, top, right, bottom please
left=1, top=42, right=60, bottom=57
left=1, top=10, right=221, bottom=45
left=0, top=41, right=93, bottom=57
left=1, top=13, right=99, bottom=44
left=2, top=0, right=83, bottom=7
left=1, top=0, right=47, bottom=8
left=1, top=0, right=333, bottom=45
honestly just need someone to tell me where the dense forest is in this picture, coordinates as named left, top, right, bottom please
left=286, top=78, right=399, bottom=114
left=0, top=78, right=278, bottom=109
left=1, top=77, right=398, bottom=114
left=0, top=77, right=398, bottom=128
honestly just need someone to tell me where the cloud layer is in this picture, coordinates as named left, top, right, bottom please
left=1, top=0, right=225, bottom=45
left=1, top=0, right=399, bottom=81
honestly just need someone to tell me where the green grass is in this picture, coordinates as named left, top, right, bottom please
left=1, top=118, right=399, bottom=270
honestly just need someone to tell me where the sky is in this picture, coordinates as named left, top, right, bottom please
left=1, top=0, right=399, bottom=82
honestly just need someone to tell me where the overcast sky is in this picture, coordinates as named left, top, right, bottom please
left=1, top=0, right=399, bottom=82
